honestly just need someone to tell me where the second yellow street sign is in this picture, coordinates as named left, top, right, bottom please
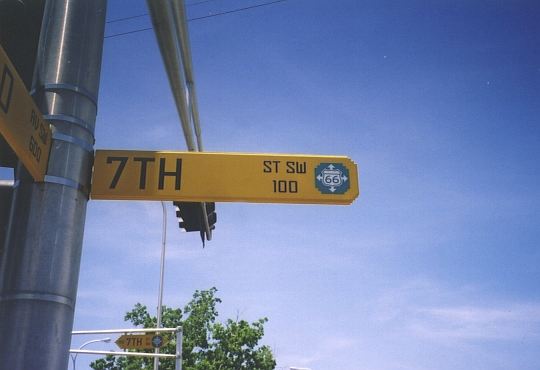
left=91, top=150, right=359, bottom=205
left=115, top=333, right=168, bottom=350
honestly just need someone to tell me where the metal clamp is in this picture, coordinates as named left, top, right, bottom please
left=51, top=130, right=94, bottom=153
left=30, top=83, right=98, bottom=108
left=0, top=292, right=75, bottom=310
left=43, top=114, right=94, bottom=136
left=44, top=175, right=89, bottom=196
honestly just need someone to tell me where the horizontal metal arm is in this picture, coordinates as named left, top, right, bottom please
left=72, top=327, right=180, bottom=335
left=69, top=349, right=177, bottom=359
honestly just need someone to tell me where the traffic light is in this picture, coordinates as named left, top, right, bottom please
left=174, top=202, right=201, bottom=232
left=205, top=202, right=216, bottom=231
left=173, top=201, right=216, bottom=246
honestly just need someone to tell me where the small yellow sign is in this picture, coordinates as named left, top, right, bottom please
left=91, top=150, right=359, bottom=205
left=115, top=333, right=168, bottom=350
left=0, top=44, right=52, bottom=181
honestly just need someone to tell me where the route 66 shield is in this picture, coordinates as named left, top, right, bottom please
left=315, top=163, right=350, bottom=194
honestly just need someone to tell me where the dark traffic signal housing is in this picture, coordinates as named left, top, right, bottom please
left=173, top=201, right=216, bottom=246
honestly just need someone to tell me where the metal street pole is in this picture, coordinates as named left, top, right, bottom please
left=154, top=201, right=168, bottom=370
left=175, top=326, right=183, bottom=370
left=0, top=1, right=107, bottom=369
left=70, top=338, right=111, bottom=370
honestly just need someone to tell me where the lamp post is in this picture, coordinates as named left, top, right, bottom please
left=154, top=201, right=168, bottom=370
left=71, top=337, right=111, bottom=370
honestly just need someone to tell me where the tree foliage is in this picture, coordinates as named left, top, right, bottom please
left=90, top=288, right=275, bottom=370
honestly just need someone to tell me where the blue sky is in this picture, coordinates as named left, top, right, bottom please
left=8, top=0, right=539, bottom=369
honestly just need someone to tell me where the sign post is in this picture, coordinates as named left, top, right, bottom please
left=0, top=44, right=51, bottom=181
left=91, top=150, right=359, bottom=205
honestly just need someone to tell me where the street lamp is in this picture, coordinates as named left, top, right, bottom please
left=71, top=337, right=111, bottom=370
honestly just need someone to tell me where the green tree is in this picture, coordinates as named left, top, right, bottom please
left=90, top=288, right=275, bottom=370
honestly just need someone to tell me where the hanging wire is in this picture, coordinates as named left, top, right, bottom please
left=187, top=0, right=224, bottom=7
left=104, top=0, right=288, bottom=38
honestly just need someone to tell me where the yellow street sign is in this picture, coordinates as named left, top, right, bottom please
left=91, top=150, right=359, bottom=204
left=115, top=333, right=168, bottom=350
left=0, top=44, right=52, bottom=181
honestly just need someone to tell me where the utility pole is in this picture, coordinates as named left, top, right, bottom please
left=0, top=1, right=107, bottom=369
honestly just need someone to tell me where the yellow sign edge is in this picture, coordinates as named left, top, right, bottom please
left=0, top=44, right=52, bottom=181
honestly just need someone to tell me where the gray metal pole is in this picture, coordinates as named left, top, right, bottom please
left=175, top=327, right=183, bottom=370
left=171, top=0, right=203, bottom=151
left=146, top=0, right=196, bottom=151
left=0, top=1, right=107, bottom=369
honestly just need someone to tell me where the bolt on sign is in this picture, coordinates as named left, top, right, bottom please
left=91, top=150, right=359, bottom=205
left=115, top=333, right=169, bottom=350
left=0, top=44, right=52, bottom=181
